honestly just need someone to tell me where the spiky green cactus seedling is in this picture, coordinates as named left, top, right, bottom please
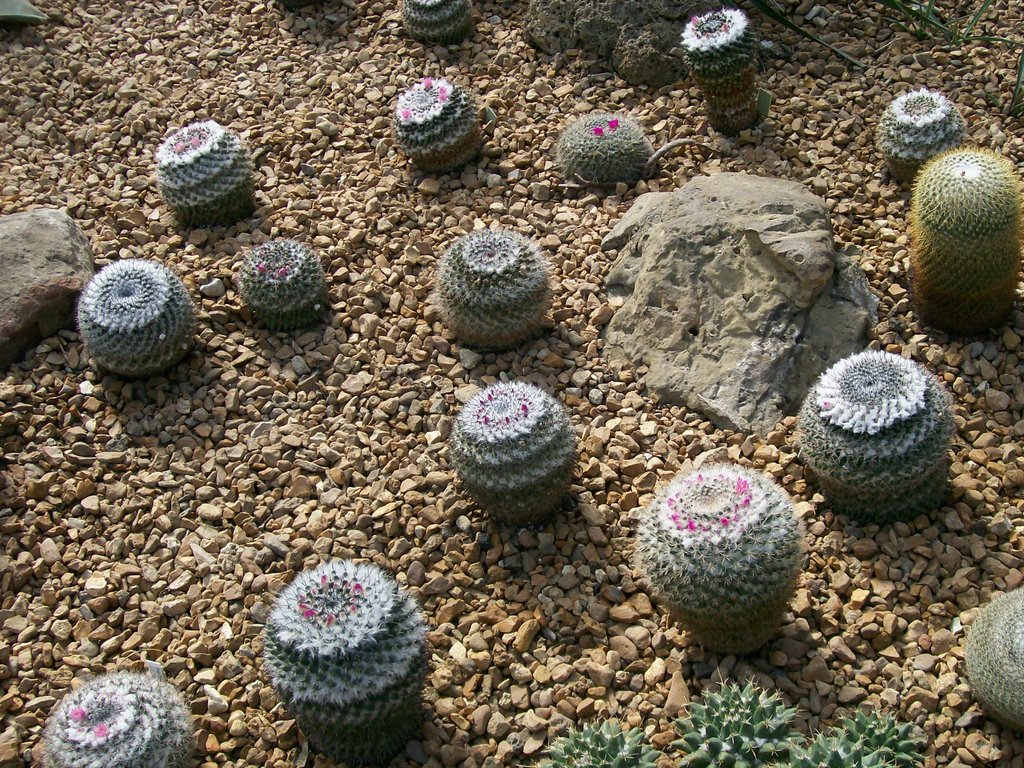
left=540, top=720, right=658, bottom=768
left=966, top=589, right=1024, bottom=731
left=42, top=671, right=194, bottom=768
left=797, top=350, right=955, bottom=524
left=402, top=0, right=473, bottom=43
left=877, top=88, right=966, bottom=183
left=789, top=712, right=924, bottom=768
left=77, top=260, right=196, bottom=378
left=556, top=113, right=654, bottom=184
left=634, top=464, right=803, bottom=654
left=238, top=240, right=329, bottom=331
left=263, top=560, right=428, bottom=766
left=394, top=77, right=481, bottom=173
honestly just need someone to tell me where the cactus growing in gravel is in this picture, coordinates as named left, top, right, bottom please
left=238, top=239, right=328, bottom=331
left=434, top=229, right=552, bottom=349
left=263, top=560, right=428, bottom=766
left=789, top=712, right=924, bottom=768
left=877, top=88, right=966, bottom=183
left=555, top=113, right=654, bottom=185
left=966, top=589, right=1024, bottom=731
left=42, top=671, right=193, bottom=768
left=449, top=381, right=576, bottom=524
left=909, top=147, right=1022, bottom=333
left=633, top=464, right=803, bottom=654
left=155, top=120, right=255, bottom=227
left=402, top=0, right=473, bottom=43
left=394, top=77, right=481, bottom=173
left=680, top=8, right=760, bottom=135
left=797, top=350, right=955, bottom=524
left=77, top=260, right=196, bottom=378
left=539, top=721, right=658, bottom=768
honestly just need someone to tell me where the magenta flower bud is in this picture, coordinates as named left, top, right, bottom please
left=93, top=724, right=109, bottom=739
left=607, top=119, right=619, bottom=131
left=401, top=108, right=412, bottom=121
left=69, top=707, right=87, bottom=723
left=592, top=126, right=604, bottom=136
left=423, top=77, right=433, bottom=89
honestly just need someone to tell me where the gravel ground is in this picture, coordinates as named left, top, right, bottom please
left=2, top=1, right=1024, bottom=766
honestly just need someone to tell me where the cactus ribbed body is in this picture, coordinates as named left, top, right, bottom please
left=540, top=721, right=658, bottom=768
left=909, top=148, right=1022, bottom=333
left=877, top=89, right=965, bottom=183
left=42, top=671, right=194, bottom=768
left=634, top=464, right=803, bottom=654
left=797, top=351, right=955, bottom=524
left=435, top=229, right=552, bottom=349
left=789, top=712, right=924, bottom=768
left=966, top=589, right=1024, bottom=731
left=450, top=382, right=576, bottom=524
left=402, top=0, right=473, bottom=43
left=394, top=77, right=481, bottom=173
left=555, top=113, right=653, bottom=184
left=155, top=120, right=255, bottom=227
left=680, top=9, right=760, bottom=135
left=263, top=560, right=428, bottom=766
left=77, top=261, right=196, bottom=378
left=238, top=240, right=329, bottom=331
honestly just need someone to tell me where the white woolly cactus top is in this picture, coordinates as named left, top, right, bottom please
left=458, top=381, right=552, bottom=443
left=680, top=8, right=749, bottom=52
left=395, top=77, right=456, bottom=125
left=887, top=89, right=955, bottom=130
left=813, top=351, right=929, bottom=435
left=79, top=261, right=178, bottom=333
left=155, top=120, right=226, bottom=166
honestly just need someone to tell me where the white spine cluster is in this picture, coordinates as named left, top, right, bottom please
left=878, top=89, right=966, bottom=163
left=680, top=9, right=748, bottom=53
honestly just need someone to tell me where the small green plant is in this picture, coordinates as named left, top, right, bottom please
left=238, top=240, right=329, bottom=331
left=877, top=88, right=966, bottom=183
left=394, top=77, right=481, bottom=173
left=540, top=721, right=658, bottom=768
left=402, top=0, right=473, bottom=43
left=966, top=589, right=1024, bottom=731
left=788, top=712, right=924, bottom=768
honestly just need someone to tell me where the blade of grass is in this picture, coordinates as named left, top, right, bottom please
left=748, top=0, right=864, bottom=66
left=961, top=0, right=995, bottom=39
left=1011, top=47, right=1024, bottom=116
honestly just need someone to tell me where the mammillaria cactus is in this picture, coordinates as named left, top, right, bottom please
left=155, top=120, right=255, bottom=227
left=402, top=0, right=473, bottom=43
left=434, top=229, right=552, bottom=349
left=42, top=671, right=193, bottom=768
left=797, top=350, right=955, bottom=524
left=966, top=589, right=1024, bottom=730
left=263, top=560, right=428, bottom=766
left=634, top=464, right=803, bottom=654
left=77, top=260, right=196, bottom=378
left=555, top=113, right=654, bottom=185
left=877, top=88, right=966, bottom=183
left=237, top=240, right=328, bottom=331
left=539, top=721, right=658, bottom=768
left=394, top=77, right=481, bottom=173
left=449, top=381, right=576, bottom=524
left=789, top=712, right=924, bottom=768
left=909, top=147, right=1022, bottom=333
left=680, top=8, right=760, bottom=135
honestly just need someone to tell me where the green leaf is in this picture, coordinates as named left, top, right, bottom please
left=0, top=0, right=47, bottom=23
left=748, top=0, right=864, bottom=66
left=757, top=88, right=772, bottom=118
left=482, top=106, right=497, bottom=125
left=1012, top=47, right=1024, bottom=117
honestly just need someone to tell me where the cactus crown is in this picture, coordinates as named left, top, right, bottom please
left=396, top=77, right=458, bottom=125
left=459, top=381, right=552, bottom=442
left=681, top=8, right=749, bottom=53
left=394, top=77, right=480, bottom=172
left=555, top=113, right=653, bottom=185
left=238, top=239, right=328, bottom=331
left=913, top=148, right=1021, bottom=237
left=540, top=721, right=659, bottom=768
left=878, top=89, right=965, bottom=164
left=155, top=120, right=224, bottom=168
left=790, top=712, right=924, bottom=768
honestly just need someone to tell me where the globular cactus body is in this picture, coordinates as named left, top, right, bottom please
left=394, top=77, right=481, bottom=173
left=540, top=721, right=658, bottom=768
left=966, top=589, right=1024, bottom=731
left=555, top=113, right=653, bottom=184
left=238, top=240, right=328, bottom=331
left=450, top=382, right=576, bottom=524
left=263, top=560, right=428, bottom=766
left=877, top=89, right=966, bottom=183
left=634, top=464, right=803, bottom=654
left=402, top=0, right=473, bottom=43
left=789, top=712, right=924, bottom=768
left=797, top=351, right=955, bottom=524
left=77, top=260, right=196, bottom=378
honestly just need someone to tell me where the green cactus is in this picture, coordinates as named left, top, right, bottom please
left=237, top=240, right=329, bottom=331
left=539, top=721, right=658, bottom=768
left=633, top=464, right=804, bottom=654
left=402, top=0, right=473, bottom=43
left=966, top=589, right=1024, bottom=731
left=877, top=88, right=966, bottom=183
left=909, top=147, right=1022, bottom=334
left=797, top=350, right=955, bottom=524
left=394, top=77, right=481, bottom=173
left=789, top=712, right=924, bottom=768
left=555, top=113, right=654, bottom=184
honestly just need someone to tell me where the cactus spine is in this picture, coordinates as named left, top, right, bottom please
left=238, top=240, right=329, bottom=331
left=540, top=721, right=658, bottom=768
left=402, top=0, right=473, bottom=43
left=966, top=589, right=1024, bottom=731
left=555, top=113, right=654, bottom=184
left=877, top=88, right=966, bottom=183
left=394, top=77, right=481, bottom=173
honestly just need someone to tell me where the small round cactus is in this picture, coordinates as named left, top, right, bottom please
left=555, top=113, right=654, bottom=184
left=237, top=240, right=329, bottom=331
left=77, top=260, right=196, bottom=378
left=449, top=381, right=576, bottom=525
left=540, top=721, right=659, bottom=768
left=434, top=229, right=552, bottom=349
left=155, top=120, right=255, bottom=227
left=402, top=0, right=473, bottom=43
left=909, top=147, right=1022, bottom=334
left=394, top=77, right=481, bottom=173
left=680, top=8, right=760, bottom=135
left=263, top=560, right=428, bottom=766
left=634, top=464, right=804, bottom=654
left=877, top=88, right=966, bottom=183
left=966, top=589, right=1024, bottom=731
left=42, top=671, right=194, bottom=768
left=789, top=712, right=924, bottom=768
left=797, top=350, right=955, bottom=524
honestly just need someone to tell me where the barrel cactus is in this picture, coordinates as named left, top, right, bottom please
left=540, top=721, right=658, bottom=768
left=42, top=671, right=193, bottom=768
left=434, top=229, right=552, bottom=349
left=263, top=560, right=428, bottom=766
left=966, top=589, right=1024, bottom=731
left=155, top=120, right=255, bottom=227
left=797, top=350, right=955, bottom=524
left=402, top=0, right=473, bottom=43
left=877, top=88, right=966, bottom=183
left=789, top=712, right=924, bottom=768
left=238, top=240, right=329, bottom=331
left=909, top=147, right=1022, bottom=333
left=394, top=77, right=481, bottom=173
left=634, top=464, right=803, bottom=654
left=555, top=113, right=654, bottom=184
left=449, top=381, right=576, bottom=525
left=77, top=260, right=196, bottom=378
left=680, top=8, right=760, bottom=135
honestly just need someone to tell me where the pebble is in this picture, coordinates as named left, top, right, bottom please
left=199, top=277, right=226, bottom=298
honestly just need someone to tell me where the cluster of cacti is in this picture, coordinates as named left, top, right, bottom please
left=42, top=671, right=193, bottom=768
left=77, top=260, right=196, bottom=378
left=393, top=77, right=481, bottom=173
left=433, top=229, right=552, bottom=349
left=788, top=711, right=923, bottom=768
left=965, top=589, right=1024, bottom=730
left=909, top=147, right=1022, bottom=334
left=877, top=88, right=966, bottom=183
left=237, top=239, right=329, bottom=331
left=262, top=560, right=428, bottom=766
left=797, top=350, right=955, bottom=524
left=539, top=721, right=658, bottom=768
left=449, top=381, right=576, bottom=524
left=402, top=0, right=473, bottom=43
left=154, top=120, right=255, bottom=227
left=555, top=113, right=654, bottom=184
left=680, top=8, right=760, bottom=135
left=633, top=464, right=803, bottom=654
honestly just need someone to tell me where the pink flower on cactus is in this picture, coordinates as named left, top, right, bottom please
left=303, top=608, right=317, bottom=619
left=735, top=477, right=750, bottom=495
left=255, top=263, right=267, bottom=274
left=437, top=86, right=449, bottom=103
left=93, top=724, right=109, bottom=739
left=353, top=583, right=364, bottom=594
left=423, top=77, right=434, bottom=89
left=607, top=119, right=619, bottom=131
left=400, top=108, right=412, bottom=121
left=276, top=267, right=288, bottom=278
left=69, top=707, right=87, bottom=723
left=592, top=126, right=604, bottom=136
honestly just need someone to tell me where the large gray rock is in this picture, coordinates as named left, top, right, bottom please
left=0, top=209, right=94, bottom=370
left=602, top=173, right=878, bottom=435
